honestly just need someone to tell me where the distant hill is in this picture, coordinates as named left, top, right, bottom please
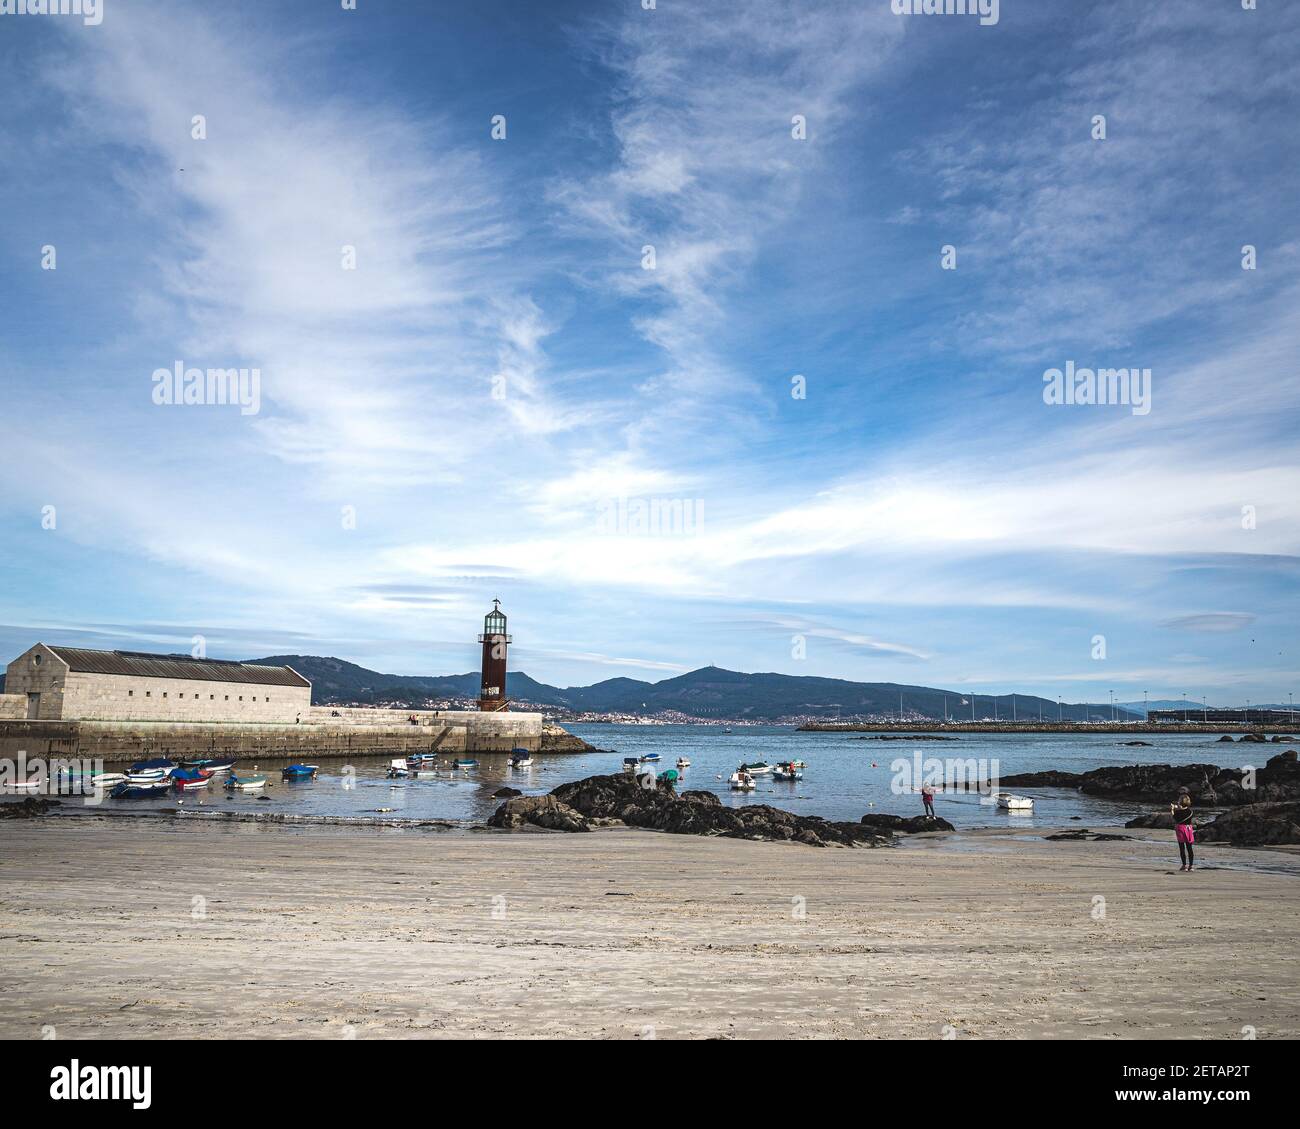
left=250, top=656, right=1141, bottom=722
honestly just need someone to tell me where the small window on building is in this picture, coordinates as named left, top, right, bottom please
left=210, top=695, right=215, bottom=700
left=162, top=692, right=168, bottom=698
left=224, top=695, right=229, bottom=701
left=33, top=653, right=42, bottom=666
left=146, top=692, right=151, bottom=697
left=128, top=690, right=134, bottom=697
left=239, top=696, right=243, bottom=701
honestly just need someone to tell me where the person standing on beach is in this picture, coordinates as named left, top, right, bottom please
left=921, top=783, right=936, bottom=819
left=1171, top=788, right=1195, bottom=871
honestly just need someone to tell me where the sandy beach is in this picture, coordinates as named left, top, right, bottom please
left=2, top=816, right=1297, bottom=1040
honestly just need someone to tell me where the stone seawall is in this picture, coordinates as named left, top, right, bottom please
left=0, top=714, right=568, bottom=763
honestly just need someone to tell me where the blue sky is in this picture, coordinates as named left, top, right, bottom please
left=1, top=0, right=1297, bottom=704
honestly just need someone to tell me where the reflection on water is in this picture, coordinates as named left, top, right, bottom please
left=33, top=725, right=1277, bottom=830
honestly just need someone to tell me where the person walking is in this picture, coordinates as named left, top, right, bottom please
left=1171, top=787, right=1195, bottom=871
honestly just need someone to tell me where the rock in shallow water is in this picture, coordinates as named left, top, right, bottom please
left=488, top=773, right=902, bottom=847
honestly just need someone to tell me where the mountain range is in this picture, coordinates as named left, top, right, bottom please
left=251, top=655, right=1145, bottom=722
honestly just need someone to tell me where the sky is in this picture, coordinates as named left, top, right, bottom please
left=0, top=0, right=1297, bottom=705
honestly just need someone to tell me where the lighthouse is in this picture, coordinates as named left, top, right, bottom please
left=478, top=599, right=511, bottom=711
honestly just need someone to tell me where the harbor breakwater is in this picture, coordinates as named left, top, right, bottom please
left=0, top=716, right=589, bottom=763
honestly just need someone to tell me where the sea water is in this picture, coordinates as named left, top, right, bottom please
left=46, top=725, right=1280, bottom=830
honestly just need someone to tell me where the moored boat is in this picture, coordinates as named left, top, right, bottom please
left=281, top=764, right=319, bottom=780
left=224, top=773, right=267, bottom=791
left=622, top=757, right=640, bottom=773
left=994, top=792, right=1033, bottom=810
left=110, top=779, right=173, bottom=799
left=728, top=770, right=756, bottom=791
left=181, top=757, right=235, bottom=775
left=676, top=757, right=691, bottom=769
left=452, top=758, right=478, bottom=769
left=738, top=761, right=771, bottom=775
left=639, top=753, right=660, bottom=763
left=172, top=768, right=212, bottom=790
left=127, top=757, right=176, bottom=781
left=773, top=764, right=803, bottom=781
left=508, top=750, right=533, bottom=768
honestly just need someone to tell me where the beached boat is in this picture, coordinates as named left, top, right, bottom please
left=728, top=771, right=756, bottom=791
left=172, top=768, right=212, bottom=790
left=676, top=757, right=691, bottom=769
left=738, top=761, right=771, bottom=775
left=1, top=779, right=43, bottom=794
left=452, top=759, right=478, bottom=769
left=110, top=779, right=173, bottom=799
left=994, top=792, right=1033, bottom=810
left=224, top=773, right=267, bottom=791
left=281, top=764, right=318, bottom=780
left=639, top=753, right=661, bottom=763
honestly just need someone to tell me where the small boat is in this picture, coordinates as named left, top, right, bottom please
left=452, top=759, right=478, bottom=769
left=386, top=758, right=412, bottom=779
left=789, top=760, right=807, bottom=769
left=773, top=766, right=803, bottom=781
left=723, top=727, right=733, bottom=734
left=738, top=761, right=771, bottom=775
left=225, top=773, right=267, bottom=791
left=172, top=768, right=212, bottom=790
left=1, top=779, right=43, bottom=794
left=181, top=757, right=235, bottom=775
left=110, top=779, right=173, bottom=799
left=639, top=753, right=660, bottom=763
left=728, top=771, right=756, bottom=791
left=281, top=764, right=319, bottom=780
left=622, top=757, right=640, bottom=773
left=676, top=757, right=691, bottom=769
left=127, top=757, right=176, bottom=781
left=508, top=752, right=533, bottom=768
left=994, top=792, right=1034, bottom=811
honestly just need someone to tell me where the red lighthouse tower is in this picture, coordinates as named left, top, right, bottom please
left=478, top=599, right=511, bottom=711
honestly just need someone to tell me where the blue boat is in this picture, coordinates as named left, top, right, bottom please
left=181, top=757, right=235, bottom=774
left=639, top=753, right=660, bottom=763
left=110, top=779, right=173, bottom=799
left=452, top=759, right=478, bottom=769
left=281, top=764, right=318, bottom=780
left=127, top=756, right=176, bottom=780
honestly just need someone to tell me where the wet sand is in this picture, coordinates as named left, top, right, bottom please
left=1, top=817, right=1297, bottom=1039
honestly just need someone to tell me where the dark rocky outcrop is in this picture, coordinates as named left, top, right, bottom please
left=489, top=773, right=907, bottom=847
left=1239, top=732, right=1268, bottom=743
left=999, top=752, right=1300, bottom=807
left=492, top=786, right=522, bottom=798
left=0, top=796, right=61, bottom=818
left=1126, top=813, right=1176, bottom=830
left=855, top=734, right=958, bottom=741
left=486, top=794, right=593, bottom=833
left=1197, top=802, right=1300, bottom=847
left=1121, top=741, right=1153, bottom=746
left=859, top=812, right=955, bottom=834
left=1218, top=735, right=1236, bottom=742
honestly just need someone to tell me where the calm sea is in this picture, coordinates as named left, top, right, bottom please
left=60, top=724, right=1275, bottom=829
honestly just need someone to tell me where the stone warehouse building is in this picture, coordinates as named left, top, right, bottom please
left=2, top=644, right=312, bottom=723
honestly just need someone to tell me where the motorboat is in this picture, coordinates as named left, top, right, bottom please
left=452, top=759, right=478, bottom=769
left=738, top=761, right=771, bottom=775
left=994, top=792, right=1034, bottom=811
left=676, top=758, right=691, bottom=769
left=773, top=763, right=803, bottom=781
left=127, top=757, right=176, bottom=781
left=508, top=749, right=534, bottom=768
left=622, top=757, right=640, bottom=773
left=281, top=764, right=319, bottom=780
left=639, top=753, right=661, bottom=763
left=181, top=757, right=235, bottom=775
left=387, top=759, right=412, bottom=779
left=729, top=770, right=756, bottom=791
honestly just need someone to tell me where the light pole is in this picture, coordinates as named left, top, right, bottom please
left=1183, top=692, right=1188, bottom=723
left=1202, top=695, right=1207, bottom=723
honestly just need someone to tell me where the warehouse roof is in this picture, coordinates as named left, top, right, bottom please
left=43, top=647, right=311, bottom=688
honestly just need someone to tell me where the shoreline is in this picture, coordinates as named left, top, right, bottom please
left=2, top=817, right=1297, bottom=1039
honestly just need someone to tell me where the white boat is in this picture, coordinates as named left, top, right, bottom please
left=728, top=771, right=756, bottom=791
left=994, top=792, right=1034, bottom=810
left=676, top=758, right=691, bottom=769
left=1, top=780, right=43, bottom=794
left=508, top=755, right=534, bottom=768
left=773, top=769, right=802, bottom=781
